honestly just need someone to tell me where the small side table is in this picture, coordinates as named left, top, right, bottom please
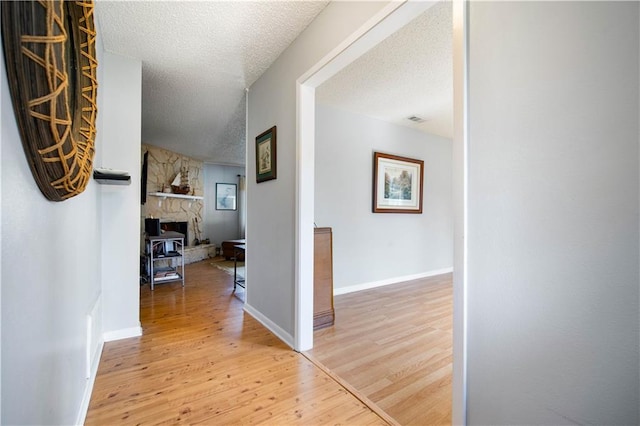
left=222, top=239, right=246, bottom=260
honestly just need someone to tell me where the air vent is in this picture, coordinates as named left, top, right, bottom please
left=407, top=115, right=426, bottom=123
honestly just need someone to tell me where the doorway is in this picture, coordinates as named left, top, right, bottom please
left=294, top=0, right=468, bottom=423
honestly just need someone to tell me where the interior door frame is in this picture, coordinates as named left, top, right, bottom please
left=294, top=1, right=469, bottom=423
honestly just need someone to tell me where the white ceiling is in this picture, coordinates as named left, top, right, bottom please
left=96, top=0, right=329, bottom=165
left=95, top=1, right=452, bottom=166
left=317, top=1, right=453, bottom=138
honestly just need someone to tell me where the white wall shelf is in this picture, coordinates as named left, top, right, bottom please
left=149, top=192, right=204, bottom=200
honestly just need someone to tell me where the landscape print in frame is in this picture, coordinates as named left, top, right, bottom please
left=373, top=152, right=424, bottom=213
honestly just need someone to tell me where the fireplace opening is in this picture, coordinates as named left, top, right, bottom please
left=160, top=221, right=188, bottom=245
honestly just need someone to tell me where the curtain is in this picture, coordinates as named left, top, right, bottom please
left=238, top=175, right=246, bottom=238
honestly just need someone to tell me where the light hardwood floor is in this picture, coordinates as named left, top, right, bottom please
left=85, top=261, right=387, bottom=425
left=308, top=274, right=453, bottom=425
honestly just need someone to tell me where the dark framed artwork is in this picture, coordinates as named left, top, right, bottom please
left=373, top=152, right=424, bottom=214
left=216, top=183, right=237, bottom=210
left=256, top=126, right=277, bottom=183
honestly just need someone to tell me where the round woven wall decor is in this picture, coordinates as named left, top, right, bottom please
left=2, top=0, right=98, bottom=201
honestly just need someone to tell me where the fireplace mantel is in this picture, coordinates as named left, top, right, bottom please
left=149, top=192, right=203, bottom=201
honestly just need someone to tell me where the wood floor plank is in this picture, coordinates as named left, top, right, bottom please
left=308, top=274, right=453, bottom=425
left=85, top=260, right=387, bottom=425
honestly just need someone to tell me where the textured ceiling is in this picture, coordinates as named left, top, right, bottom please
left=96, top=1, right=452, bottom=165
left=317, top=1, right=453, bottom=139
left=95, top=1, right=329, bottom=165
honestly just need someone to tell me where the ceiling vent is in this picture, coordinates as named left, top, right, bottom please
left=407, top=115, right=426, bottom=123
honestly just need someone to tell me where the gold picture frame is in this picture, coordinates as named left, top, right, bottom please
left=373, top=152, right=424, bottom=214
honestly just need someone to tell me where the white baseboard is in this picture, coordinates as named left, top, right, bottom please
left=78, top=325, right=141, bottom=424
left=244, top=303, right=295, bottom=349
left=103, top=325, right=142, bottom=342
left=75, top=339, right=104, bottom=426
left=333, top=267, right=453, bottom=296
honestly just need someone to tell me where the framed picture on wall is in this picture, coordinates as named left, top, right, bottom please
left=216, top=183, right=237, bottom=210
left=373, top=152, right=424, bottom=214
left=256, top=126, right=277, bottom=183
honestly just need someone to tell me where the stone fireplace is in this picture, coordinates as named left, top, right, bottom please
left=141, top=144, right=215, bottom=265
left=142, top=144, right=204, bottom=248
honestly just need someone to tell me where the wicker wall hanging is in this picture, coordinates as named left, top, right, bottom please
left=2, top=0, right=98, bottom=201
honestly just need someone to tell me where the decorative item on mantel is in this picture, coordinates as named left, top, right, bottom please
left=171, top=168, right=191, bottom=194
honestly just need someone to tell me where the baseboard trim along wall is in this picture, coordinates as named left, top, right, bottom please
left=103, top=325, right=143, bottom=342
left=333, top=267, right=454, bottom=296
left=77, top=321, right=143, bottom=424
left=76, top=340, right=104, bottom=426
left=244, top=303, right=295, bottom=349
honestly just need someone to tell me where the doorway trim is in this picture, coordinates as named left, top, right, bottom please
left=294, top=0, right=468, bottom=423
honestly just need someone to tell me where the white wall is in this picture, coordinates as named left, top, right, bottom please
left=247, top=1, right=389, bottom=342
left=315, top=104, right=452, bottom=291
left=466, top=2, right=639, bottom=424
left=203, top=164, right=245, bottom=246
left=0, top=26, right=141, bottom=426
left=1, top=33, right=102, bottom=425
left=99, top=51, right=142, bottom=340
left=0, top=48, right=3, bottom=420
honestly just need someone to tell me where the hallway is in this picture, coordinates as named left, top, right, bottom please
left=85, top=261, right=387, bottom=425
